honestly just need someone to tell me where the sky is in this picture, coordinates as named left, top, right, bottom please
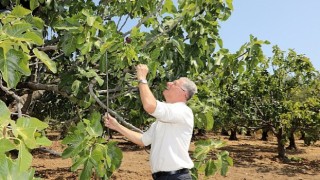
left=219, top=0, right=320, bottom=71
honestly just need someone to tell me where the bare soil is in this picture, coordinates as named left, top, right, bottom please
left=32, top=133, right=320, bottom=180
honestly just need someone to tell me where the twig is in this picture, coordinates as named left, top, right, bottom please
left=0, top=76, right=22, bottom=117
left=37, top=147, right=62, bottom=157
left=116, top=15, right=123, bottom=30
left=88, top=82, right=143, bottom=133
left=38, top=45, right=57, bottom=51
left=119, top=15, right=130, bottom=32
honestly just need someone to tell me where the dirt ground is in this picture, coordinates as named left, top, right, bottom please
left=32, top=133, right=320, bottom=180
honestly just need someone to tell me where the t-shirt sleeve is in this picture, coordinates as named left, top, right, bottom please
left=150, top=100, right=189, bottom=124
left=141, top=122, right=156, bottom=146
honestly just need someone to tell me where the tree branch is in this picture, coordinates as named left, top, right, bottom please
left=252, top=97, right=265, bottom=116
left=119, top=15, right=130, bottom=32
left=88, top=82, right=143, bottom=133
left=0, top=76, right=22, bottom=117
left=37, top=45, right=58, bottom=51
left=17, top=82, right=69, bottom=97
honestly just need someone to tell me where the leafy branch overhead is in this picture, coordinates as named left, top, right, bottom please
left=1, top=0, right=235, bottom=130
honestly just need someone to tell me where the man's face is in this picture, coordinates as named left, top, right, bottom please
left=163, top=78, right=187, bottom=102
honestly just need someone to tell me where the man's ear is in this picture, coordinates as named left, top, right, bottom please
left=184, top=92, right=189, bottom=100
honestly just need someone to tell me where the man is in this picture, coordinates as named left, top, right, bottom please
left=103, top=64, right=197, bottom=180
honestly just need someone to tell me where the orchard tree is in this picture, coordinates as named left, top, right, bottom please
left=251, top=46, right=318, bottom=159
left=284, top=75, right=320, bottom=148
left=212, top=35, right=270, bottom=140
left=0, top=0, right=235, bottom=179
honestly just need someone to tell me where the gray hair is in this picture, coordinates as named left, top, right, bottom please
left=180, top=77, right=197, bottom=100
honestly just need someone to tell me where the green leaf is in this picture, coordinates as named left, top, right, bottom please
left=71, top=80, right=81, bottom=96
left=0, top=100, right=11, bottom=123
left=61, top=34, right=77, bottom=56
left=162, top=0, right=177, bottom=14
left=171, top=38, right=184, bottom=57
left=79, top=42, right=92, bottom=55
left=0, top=154, right=10, bottom=178
left=85, top=111, right=103, bottom=137
left=106, top=141, right=123, bottom=170
left=71, top=156, right=88, bottom=171
left=30, top=0, right=40, bottom=11
left=23, top=31, right=43, bottom=45
left=4, top=23, right=32, bottom=38
left=16, top=117, right=48, bottom=131
left=80, top=159, right=93, bottom=180
left=17, top=143, right=32, bottom=172
left=16, top=128, right=37, bottom=149
left=205, top=111, right=214, bottom=131
left=226, top=0, right=234, bottom=10
left=205, top=159, right=217, bottom=176
left=91, top=144, right=105, bottom=163
left=33, top=48, right=57, bottom=73
left=82, top=10, right=97, bottom=26
left=11, top=5, right=32, bottom=17
left=0, top=48, right=31, bottom=88
left=0, top=154, right=36, bottom=180
left=13, top=117, right=49, bottom=149
left=217, top=37, right=223, bottom=48
left=219, top=151, right=233, bottom=176
left=35, top=136, right=52, bottom=146
left=61, top=135, right=88, bottom=158
left=0, top=139, right=16, bottom=153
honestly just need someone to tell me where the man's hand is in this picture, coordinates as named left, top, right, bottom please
left=136, top=64, right=149, bottom=80
left=103, top=113, right=120, bottom=131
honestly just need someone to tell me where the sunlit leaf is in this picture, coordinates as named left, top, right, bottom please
left=0, top=48, right=31, bottom=88
left=33, top=48, right=57, bottom=73
left=0, top=100, right=11, bottom=123
left=0, top=139, right=16, bottom=153
left=17, top=143, right=32, bottom=172
left=11, top=5, right=32, bottom=17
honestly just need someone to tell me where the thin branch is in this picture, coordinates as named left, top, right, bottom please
left=17, top=82, right=69, bottom=97
left=107, top=87, right=138, bottom=101
left=37, top=45, right=58, bottom=51
left=52, top=52, right=64, bottom=60
left=119, top=15, right=130, bottom=32
left=98, top=86, right=122, bottom=94
left=0, top=76, right=22, bottom=117
left=88, top=82, right=143, bottom=133
left=116, top=15, right=123, bottom=30
left=37, top=147, right=62, bottom=157
left=252, top=97, right=265, bottom=116
left=235, top=49, right=250, bottom=60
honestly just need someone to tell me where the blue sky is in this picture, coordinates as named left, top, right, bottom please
left=219, top=0, right=320, bottom=71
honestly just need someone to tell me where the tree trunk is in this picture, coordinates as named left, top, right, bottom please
left=260, top=129, right=269, bottom=141
left=287, top=131, right=297, bottom=150
left=245, top=128, right=252, bottom=136
left=229, top=129, right=238, bottom=140
left=221, top=128, right=229, bottom=136
left=276, top=128, right=286, bottom=159
left=299, top=131, right=305, bottom=140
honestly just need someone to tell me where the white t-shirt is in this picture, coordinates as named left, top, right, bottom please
left=141, top=100, right=194, bottom=173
